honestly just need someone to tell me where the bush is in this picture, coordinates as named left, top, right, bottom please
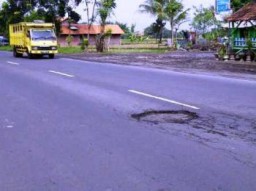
left=66, top=35, right=73, bottom=47
left=81, top=38, right=89, bottom=51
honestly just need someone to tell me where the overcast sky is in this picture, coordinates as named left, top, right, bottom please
left=110, top=0, right=215, bottom=31
left=76, top=0, right=215, bottom=31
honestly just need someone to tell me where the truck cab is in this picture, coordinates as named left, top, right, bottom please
left=9, top=21, right=58, bottom=59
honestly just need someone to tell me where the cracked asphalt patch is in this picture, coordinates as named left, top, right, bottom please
left=189, top=112, right=256, bottom=143
left=132, top=110, right=256, bottom=144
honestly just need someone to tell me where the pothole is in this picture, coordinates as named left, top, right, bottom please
left=131, top=110, right=199, bottom=124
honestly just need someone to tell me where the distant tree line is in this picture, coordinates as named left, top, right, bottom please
left=0, top=0, right=81, bottom=37
left=0, top=0, right=117, bottom=52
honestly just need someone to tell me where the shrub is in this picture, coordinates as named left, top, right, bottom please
left=81, top=38, right=89, bottom=51
left=66, top=35, right=73, bottom=47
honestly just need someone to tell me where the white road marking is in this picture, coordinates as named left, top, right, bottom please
left=7, top=61, right=19, bottom=65
left=129, top=90, right=200, bottom=110
left=60, top=58, right=91, bottom=64
left=49, top=70, right=74, bottom=78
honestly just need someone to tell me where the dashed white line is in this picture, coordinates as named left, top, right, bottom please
left=7, top=61, right=19, bottom=65
left=129, top=90, right=200, bottom=110
left=49, top=70, right=74, bottom=78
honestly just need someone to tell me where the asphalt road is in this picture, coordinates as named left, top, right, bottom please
left=0, top=52, right=256, bottom=191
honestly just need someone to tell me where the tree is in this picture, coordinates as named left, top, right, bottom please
left=139, top=0, right=189, bottom=46
left=96, top=0, right=116, bottom=52
left=139, top=0, right=167, bottom=20
left=144, top=23, right=171, bottom=39
left=73, top=0, right=117, bottom=52
left=114, top=22, right=130, bottom=38
left=74, top=0, right=98, bottom=41
left=164, top=0, right=189, bottom=46
left=24, top=10, right=45, bottom=22
left=130, top=24, right=136, bottom=33
left=139, top=0, right=167, bottom=43
left=0, top=0, right=37, bottom=36
left=191, top=5, right=217, bottom=35
left=0, top=0, right=81, bottom=37
left=37, top=0, right=80, bottom=36
left=231, top=0, right=254, bottom=11
left=115, top=22, right=130, bottom=34
left=151, top=18, right=166, bottom=43
left=0, top=2, right=15, bottom=36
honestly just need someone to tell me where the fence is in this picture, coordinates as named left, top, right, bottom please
left=233, top=38, right=256, bottom=47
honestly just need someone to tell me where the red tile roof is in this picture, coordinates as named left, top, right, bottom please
left=61, top=24, right=124, bottom=35
left=227, top=2, right=256, bottom=22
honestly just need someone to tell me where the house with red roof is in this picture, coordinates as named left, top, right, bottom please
left=59, top=19, right=124, bottom=46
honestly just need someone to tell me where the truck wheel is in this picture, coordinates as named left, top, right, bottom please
left=49, top=54, right=55, bottom=59
left=13, top=49, right=17, bottom=57
left=28, top=53, right=34, bottom=59
left=13, top=48, right=22, bottom=58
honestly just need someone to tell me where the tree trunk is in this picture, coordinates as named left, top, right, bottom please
left=85, top=1, right=90, bottom=40
left=170, top=19, right=174, bottom=47
left=85, top=0, right=97, bottom=45
left=159, top=27, right=163, bottom=44
left=96, top=25, right=106, bottom=52
left=96, top=35, right=105, bottom=52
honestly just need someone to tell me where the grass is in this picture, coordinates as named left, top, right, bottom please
left=121, top=39, right=158, bottom=45
left=59, top=45, right=168, bottom=54
left=58, top=46, right=84, bottom=54
left=0, top=46, right=84, bottom=54
left=0, top=45, right=168, bottom=54
left=0, top=45, right=12, bottom=51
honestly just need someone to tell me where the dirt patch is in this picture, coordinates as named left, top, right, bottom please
left=131, top=110, right=198, bottom=124
left=63, top=51, right=256, bottom=75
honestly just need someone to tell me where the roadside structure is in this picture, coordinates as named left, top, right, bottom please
left=59, top=19, right=124, bottom=46
left=226, top=2, right=256, bottom=54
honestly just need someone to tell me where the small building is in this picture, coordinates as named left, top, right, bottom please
left=59, top=20, right=124, bottom=46
left=226, top=2, right=256, bottom=52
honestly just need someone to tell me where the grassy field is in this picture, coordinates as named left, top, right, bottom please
left=58, top=46, right=84, bottom=54
left=0, top=46, right=85, bottom=54
left=0, top=45, right=168, bottom=54
left=121, top=39, right=159, bottom=45
left=60, top=45, right=168, bottom=54
left=0, top=45, right=12, bottom=51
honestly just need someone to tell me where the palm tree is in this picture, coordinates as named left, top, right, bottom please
left=139, top=0, right=167, bottom=43
left=139, top=0, right=167, bottom=20
left=165, top=0, right=189, bottom=46
left=153, top=18, right=166, bottom=43
left=139, top=0, right=189, bottom=46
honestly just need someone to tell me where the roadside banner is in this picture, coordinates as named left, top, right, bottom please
left=216, top=0, right=230, bottom=14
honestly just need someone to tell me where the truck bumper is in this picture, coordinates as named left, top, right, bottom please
left=31, top=50, right=58, bottom=54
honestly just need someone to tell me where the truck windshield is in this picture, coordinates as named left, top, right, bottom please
left=31, top=30, right=56, bottom=40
